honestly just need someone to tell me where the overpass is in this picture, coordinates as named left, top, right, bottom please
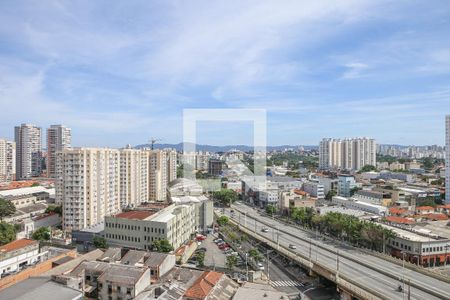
left=219, top=203, right=450, bottom=300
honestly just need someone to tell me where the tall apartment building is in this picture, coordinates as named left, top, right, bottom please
left=14, top=124, right=42, bottom=179
left=0, top=139, right=15, bottom=182
left=47, top=125, right=72, bottom=178
left=319, top=137, right=376, bottom=171
left=446, top=115, right=450, bottom=204
left=149, top=150, right=169, bottom=201
left=56, top=148, right=121, bottom=231
left=166, top=150, right=177, bottom=183
left=120, top=149, right=149, bottom=207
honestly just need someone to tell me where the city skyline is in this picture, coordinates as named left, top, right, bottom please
left=1, top=1, right=450, bottom=147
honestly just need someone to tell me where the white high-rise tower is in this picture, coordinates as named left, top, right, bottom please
left=14, top=124, right=42, bottom=179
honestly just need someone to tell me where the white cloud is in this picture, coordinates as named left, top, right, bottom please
left=341, top=62, right=369, bottom=79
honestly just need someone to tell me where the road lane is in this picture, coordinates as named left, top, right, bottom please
left=223, top=203, right=450, bottom=300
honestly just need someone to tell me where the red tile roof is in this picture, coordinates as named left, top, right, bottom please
left=184, top=271, right=223, bottom=299
left=388, top=207, right=408, bottom=215
left=293, top=189, right=309, bottom=196
left=416, top=206, right=435, bottom=211
left=385, top=216, right=415, bottom=225
left=420, top=214, right=448, bottom=221
left=115, top=210, right=155, bottom=220
left=437, top=204, right=450, bottom=209
left=0, top=239, right=37, bottom=253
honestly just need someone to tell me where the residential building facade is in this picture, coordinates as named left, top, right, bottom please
left=57, top=148, right=121, bottom=231
left=0, top=139, right=15, bottom=182
left=120, top=149, right=150, bottom=207
left=302, top=181, right=325, bottom=199
left=47, top=125, right=71, bottom=178
left=446, top=115, right=450, bottom=204
left=319, top=137, right=376, bottom=171
left=337, top=175, right=357, bottom=197
left=14, top=124, right=42, bottom=179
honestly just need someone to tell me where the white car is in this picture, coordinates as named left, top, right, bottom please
left=289, top=244, right=297, bottom=249
left=257, top=262, right=265, bottom=270
left=261, top=227, right=269, bottom=233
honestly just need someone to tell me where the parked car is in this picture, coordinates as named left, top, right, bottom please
left=257, top=262, right=265, bottom=270
left=196, top=235, right=207, bottom=241
left=214, top=239, right=223, bottom=243
left=289, top=244, right=297, bottom=249
left=218, top=243, right=229, bottom=249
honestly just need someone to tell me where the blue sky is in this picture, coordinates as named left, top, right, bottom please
left=1, top=1, right=450, bottom=147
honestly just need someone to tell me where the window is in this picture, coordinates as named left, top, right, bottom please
left=86, top=275, right=91, bottom=281
left=127, top=288, right=132, bottom=295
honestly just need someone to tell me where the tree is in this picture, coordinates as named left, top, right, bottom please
left=360, top=165, right=377, bottom=172
left=152, top=239, right=174, bottom=253
left=217, top=215, right=229, bottom=226
left=31, top=182, right=40, bottom=187
left=32, top=227, right=51, bottom=241
left=325, top=190, right=336, bottom=201
left=0, top=222, right=16, bottom=245
left=248, top=249, right=262, bottom=262
left=226, top=255, right=237, bottom=269
left=213, top=189, right=238, bottom=206
left=196, top=251, right=205, bottom=267
left=45, top=205, right=62, bottom=216
left=93, top=235, right=108, bottom=249
left=350, top=187, right=361, bottom=196
left=265, top=204, right=277, bottom=216
left=0, top=198, right=16, bottom=221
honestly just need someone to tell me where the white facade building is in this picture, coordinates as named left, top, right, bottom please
left=0, top=139, right=15, bottom=182
left=47, top=125, right=71, bottom=178
left=105, top=204, right=196, bottom=250
left=57, top=148, right=177, bottom=230
left=302, top=181, right=325, bottom=199
left=446, top=115, right=450, bottom=204
left=319, top=137, right=376, bottom=171
left=120, top=149, right=150, bottom=207
left=15, top=124, right=42, bottom=179
left=332, top=196, right=387, bottom=215
left=57, top=148, right=121, bottom=231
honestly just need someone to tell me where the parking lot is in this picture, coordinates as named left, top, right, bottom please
left=203, top=234, right=227, bottom=268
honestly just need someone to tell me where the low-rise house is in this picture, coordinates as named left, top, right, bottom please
left=0, top=239, right=46, bottom=276
left=0, top=277, right=82, bottom=300
left=183, top=270, right=238, bottom=300
left=279, top=189, right=315, bottom=214
left=415, top=206, right=435, bottom=215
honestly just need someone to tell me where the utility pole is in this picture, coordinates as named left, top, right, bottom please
left=267, top=250, right=270, bottom=282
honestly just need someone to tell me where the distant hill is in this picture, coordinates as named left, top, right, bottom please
left=135, top=142, right=318, bottom=152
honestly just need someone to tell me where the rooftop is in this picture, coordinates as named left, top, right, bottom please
left=184, top=271, right=223, bottom=300
left=0, top=239, right=37, bottom=254
left=98, top=264, right=147, bottom=285
left=0, top=277, right=81, bottom=300
left=0, top=186, right=55, bottom=197
left=116, top=210, right=156, bottom=220
left=385, top=216, right=415, bottom=225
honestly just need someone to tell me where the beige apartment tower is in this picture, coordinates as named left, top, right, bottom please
left=57, top=148, right=121, bottom=231
left=0, top=139, right=16, bottom=182
left=47, top=125, right=71, bottom=178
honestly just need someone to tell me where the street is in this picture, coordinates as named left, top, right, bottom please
left=221, top=202, right=450, bottom=300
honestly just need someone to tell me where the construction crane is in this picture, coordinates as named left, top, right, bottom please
left=149, top=137, right=162, bottom=150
